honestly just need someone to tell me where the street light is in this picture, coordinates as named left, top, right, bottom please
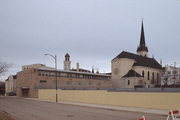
left=44, top=53, right=58, bottom=102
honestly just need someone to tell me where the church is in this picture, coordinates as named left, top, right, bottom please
left=111, top=21, right=163, bottom=88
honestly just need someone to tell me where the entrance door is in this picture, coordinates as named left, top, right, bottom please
left=22, top=88, right=29, bottom=97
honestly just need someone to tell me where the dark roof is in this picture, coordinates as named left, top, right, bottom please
left=137, top=20, right=148, bottom=52
left=113, top=51, right=162, bottom=69
left=122, top=69, right=142, bottom=78
left=65, top=53, right=70, bottom=57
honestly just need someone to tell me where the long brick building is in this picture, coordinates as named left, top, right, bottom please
left=16, top=56, right=112, bottom=98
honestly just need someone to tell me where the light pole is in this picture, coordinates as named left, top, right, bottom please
left=44, top=53, right=58, bottom=102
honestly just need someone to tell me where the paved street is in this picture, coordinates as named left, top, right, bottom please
left=0, top=97, right=166, bottom=120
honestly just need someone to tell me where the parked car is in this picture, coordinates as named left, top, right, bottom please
left=8, top=92, right=16, bottom=96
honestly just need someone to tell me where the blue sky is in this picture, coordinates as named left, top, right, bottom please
left=0, top=0, right=180, bottom=80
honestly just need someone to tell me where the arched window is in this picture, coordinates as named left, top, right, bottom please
left=157, top=73, right=159, bottom=83
left=128, top=80, right=130, bottom=85
left=148, top=71, right=150, bottom=80
left=152, top=72, right=154, bottom=81
left=142, top=71, right=144, bottom=77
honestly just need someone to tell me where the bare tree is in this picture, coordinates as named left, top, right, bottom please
left=0, top=61, right=12, bottom=76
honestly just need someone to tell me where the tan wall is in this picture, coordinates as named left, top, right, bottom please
left=39, top=89, right=180, bottom=110
left=111, top=58, right=135, bottom=87
left=112, top=58, right=135, bottom=79
left=133, top=66, right=163, bottom=87
left=121, top=77, right=144, bottom=88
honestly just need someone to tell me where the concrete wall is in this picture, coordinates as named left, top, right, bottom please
left=38, top=89, right=180, bottom=110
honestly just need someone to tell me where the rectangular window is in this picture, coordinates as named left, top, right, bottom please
left=167, top=71, right=171, bottom=74
left=38, top=73, right=41, bottom=76
left=78, top=81, right=82, bottom=85
left=97, top=82, right=101, bottom=86
left=66, top=81, right=71, bottom=85
left=61, top=73, right=67, bottom=77
left=88, top=81, right=92, bottom=85
left=79, top=75, right=83, bottom=78
left=40, top=80, right=47, bottom=83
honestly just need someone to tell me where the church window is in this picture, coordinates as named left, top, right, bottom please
left=128, top=80, right=130, bottom=85
left=142, top=71, right=144, bottom=77
left=152, top=72, right=154, bottom=81
left=157, top=73, right=159, bottom=83
left=148, top=71, right=150, bottom=80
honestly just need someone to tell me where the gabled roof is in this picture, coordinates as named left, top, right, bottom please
left=122, top=69, right=142, bottom=78
left=113, top=51, right=162, bottom=69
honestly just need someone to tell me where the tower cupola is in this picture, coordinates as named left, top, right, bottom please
left=64, top=53, right=71, bottom=70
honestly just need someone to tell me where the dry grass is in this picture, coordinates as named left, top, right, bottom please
left=0, top=112, right=14, bottom=120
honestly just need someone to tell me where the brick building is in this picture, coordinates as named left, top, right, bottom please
left=16, top=56, right=112, bottom=98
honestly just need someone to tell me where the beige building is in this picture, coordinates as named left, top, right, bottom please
left=16, top=55, right=112, bottom=98
left=5, top=75, right=17, bottom=95
left=22, top=63, right=53, bottom=70
left=111, top=21, right=163, bottom=88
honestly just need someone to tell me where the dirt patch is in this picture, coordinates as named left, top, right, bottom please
left=0, top=111, right=15, bottom=120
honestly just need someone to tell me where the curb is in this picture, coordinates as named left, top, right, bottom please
left=24, top=97, right=168, bottom=115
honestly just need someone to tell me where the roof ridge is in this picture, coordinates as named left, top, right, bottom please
left=112, top=51, right=162, bottom=69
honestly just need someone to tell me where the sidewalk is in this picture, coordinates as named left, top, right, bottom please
left=25, top=97, right=168, bottom=115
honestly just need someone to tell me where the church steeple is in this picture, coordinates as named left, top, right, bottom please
left=137, top=20, right=148, bottom=57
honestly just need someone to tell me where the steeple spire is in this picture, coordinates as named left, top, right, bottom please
left=140, top=20, right=146, bottom=47
left=137, top=20, right=148, bottom=57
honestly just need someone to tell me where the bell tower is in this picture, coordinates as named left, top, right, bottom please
left=64, top=53, right=71, bottom=70
left=137, top=20, right=148, bottom=57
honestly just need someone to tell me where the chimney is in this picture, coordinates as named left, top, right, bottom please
left=76, top=62, right=79, bottom=72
